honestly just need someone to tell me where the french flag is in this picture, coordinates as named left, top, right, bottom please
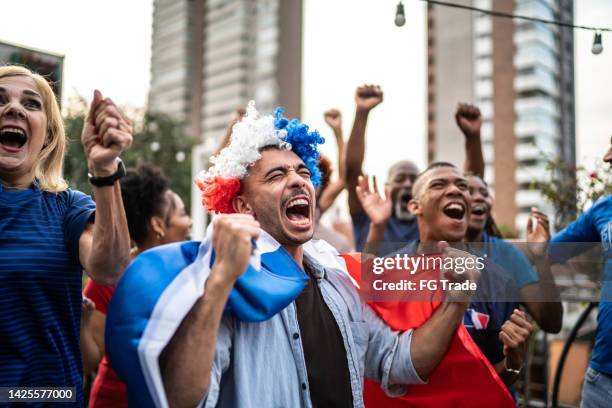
left=464, top=308, right=491, bottom=330
left=105, top=226, right=346, bottom=408
left=341, top=253, right=515, bottom=408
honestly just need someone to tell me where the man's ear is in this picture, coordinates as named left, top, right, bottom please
left=408, top=198, right=422, bottom=216
left=232, top=195, right=254, bottom=215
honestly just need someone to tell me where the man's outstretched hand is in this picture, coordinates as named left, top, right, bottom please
left=455, top=103, right=482, bottom=139
left=355, top=175, right=392, bottom=226
left=526, top=207, right=551, bottom=259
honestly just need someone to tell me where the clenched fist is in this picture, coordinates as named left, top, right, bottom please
left=81, top=90, right=133, bottom=176
left=455, top=103, right=482, bottom=140
left=500, top=309, right=533, bottom=371
left=210, top=214, right=261, bottom=285
left=323, top=109, right=342, bottom=133
left=355, top=84, right=383, bottom=113
left=230, top=108, right=246, bottom=127
left=438, top=241, right=481, bottom=305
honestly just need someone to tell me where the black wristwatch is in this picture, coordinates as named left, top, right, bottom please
left=88, top=158, right=126, bottom=187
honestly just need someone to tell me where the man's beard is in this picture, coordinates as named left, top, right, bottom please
left=394, top=188, right=415, bottom=221
left=259, top=188, right=315, bottom=246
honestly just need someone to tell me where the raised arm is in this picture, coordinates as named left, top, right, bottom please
left=520, top=208, right=563, bottom=333
left=80, top=297, right=106, bottom=376
left=318, top=109, right=346, bottom=214
left=160, top=214, right=260, bottom=408
left=79, top=91, right=132, bottom=285
left=212, top=108, right=246, bottom=158
left=456, top=103, right=485, bottom=178
left=345, top=85, right=383, bottom=217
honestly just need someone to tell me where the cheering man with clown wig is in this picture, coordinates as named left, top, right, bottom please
left=105, top=102, right=489, bottom=408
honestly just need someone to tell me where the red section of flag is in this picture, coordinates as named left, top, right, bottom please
left=475, top=310, right=490, bottom=329
left=339, top=253, right=514, bottom=408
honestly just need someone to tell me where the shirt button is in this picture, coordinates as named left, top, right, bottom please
left=293, top=332, right=300, bottom=340
left=301, top=383, right=307, bottom=390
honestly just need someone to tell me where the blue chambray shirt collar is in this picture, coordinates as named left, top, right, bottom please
left=303, top=251, right=327, bottom=280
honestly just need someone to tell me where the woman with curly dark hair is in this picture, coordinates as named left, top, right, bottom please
left=80, top=164, right=191, bottom=407
left=464, top=174, right=562, bottom=390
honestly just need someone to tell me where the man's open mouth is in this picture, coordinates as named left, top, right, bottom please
left=397, top=189, right=412, bottom=206
left=284, top=196, right=311, bottom=227
left=442, top=202, right=466, bottom=220
left=0, top=127, right=27, bottom=151
left=394, top=188, right=414, bottom=221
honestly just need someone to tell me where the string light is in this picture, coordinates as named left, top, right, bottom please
left=592, top=32, right=603, bottom=55
left=397, top=0, right=612, bottom=53
left=395, top=2, right=406, bottom=27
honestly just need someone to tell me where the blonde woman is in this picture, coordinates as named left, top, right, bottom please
left=0, top=65, right=132, bottom=406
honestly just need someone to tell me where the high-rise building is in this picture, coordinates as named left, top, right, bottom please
left=148, top=0, right=303, bottom=237
left=427, top=0, right=575, bottom=233
left=148, top=0, right=204, bottom=137
left=199, top=0, right=302, bottom=148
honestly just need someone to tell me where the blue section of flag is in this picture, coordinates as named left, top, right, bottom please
left=227, top=247, right=309, bottom=322
left=105, top=237, right=310, bottom=407
left=106, top=241, right=200, bottom=407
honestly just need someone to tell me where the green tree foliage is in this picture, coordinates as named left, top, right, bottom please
left=63, top=99, right=195, bottom=211
left=63, top=97, right=90, bottom=195
left=533, top=155, right=612, bottom=231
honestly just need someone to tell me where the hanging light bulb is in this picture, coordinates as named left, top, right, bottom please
left=592, top=32, right=603, bottom=55
left=395, top=2, right=406, bottom=27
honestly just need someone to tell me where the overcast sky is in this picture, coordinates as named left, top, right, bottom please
left=0, top=0, right=610, bottom=179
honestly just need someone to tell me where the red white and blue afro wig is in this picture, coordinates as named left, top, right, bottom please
left=195, top=101, right=325, bottom=214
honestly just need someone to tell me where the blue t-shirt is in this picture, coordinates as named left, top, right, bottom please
left=395, top=242, right=519, bottom=365
left=551, top=195, right=612, bottom=374
left=465, top=255, right=520, bottom=366
left=0, top=183, right=95, bottom=406
left=351, top=211, right=419, bottom=251
left=478, top=232, right=539, bottom=289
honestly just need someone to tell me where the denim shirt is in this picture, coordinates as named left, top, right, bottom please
left=203, top=253, right=424, bottom=408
